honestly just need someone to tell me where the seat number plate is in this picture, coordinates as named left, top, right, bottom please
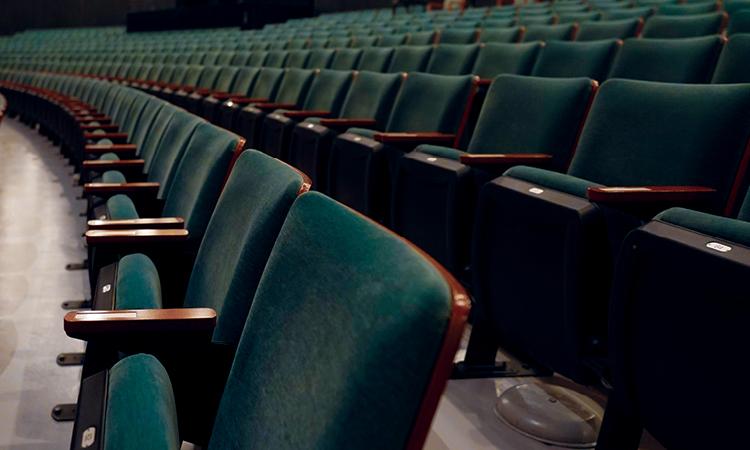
left=81, top=427, right=96, bottom=448
left=706, top=242, right=732, bottom=253
left=529, top=187, right=544, bottom=195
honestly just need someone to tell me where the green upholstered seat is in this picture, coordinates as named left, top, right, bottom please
left=641, top=12, right=725, bottom=38
left=357, top=47, right=395, bottom=72
left=558, top=11, right=603, bottom=23
left=440, top=28, right=478, bottom=44
left=711, top=35, right=750, bottom=83
left=523, top=24, right=577, bottom=41
left=604, top=7, right=654, bottom=20
left=285, top=50, right=311, bottom=68
left=471, top=42, right=542, bottom=79
left=480, top=27, right=525, bottom=43
left=425, top=44, right=479, bottom=75
left=607, top=35, right=722, bottom=83
left=377, top=33, right=409, bottom=47
left=726, top=10, right=750, bottom=35
left=576, top=18, right=642, bottom=40
left=264, top=51, right=289, bottom=68
left=408, top=30, right=437, bottom=45
left=532, top=39, right=621, bottom=80
left=387, top=45, right=433, bottom=72
left=115, top=253, right=163, bottom=310
left=105, top=194, right=140, bottom=221
left=305, top=49, right=336, bottom=69
left=657, top=2, right=718, bottom=15
left=653, top=206, right=750, bottom=247
left=330, top=49, right=363, bottom=70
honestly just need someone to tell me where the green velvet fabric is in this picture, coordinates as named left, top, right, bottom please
left=524, top=24, right=575, bottom=41
left=285, top=50, right=311, bottom=69
left=146, top=110, right=203, bottom=198
left=300, top=69, right=352, bottom=114
left=558, top=12, right=603, bottom=23
left=104, top=354, right=179, bottom=450
left=195, top=66, right=221, bottom=89
left=181, top=65, right=205, bottom=87
left=409, top=31, right=436, bottom=45
left=426, top=44, right=479, bottom=75
left=479, top=27, right=523, bottom=43
left=378, top=33, right=408, bottom=47
left=99, top=153, right=120, bottom=161
left=274, top=69, right=315, bottom=105
left=656, top=207, right=750, bottom=247
left=532, top=40, right=620, bottom=80
left=724, top=0, right=750, bottom=15
left=711, top=35, right=750, bottom=83
left=106, top=194, right=140, bottom=220
left=345, top=127, right=378, bottom=139
left=114, top=253, right=162, bottom=310
left=337, top=71, right=402, bottom=126
left=130, top=100, right=165, bottom=150
left=472, top=42, right=541, bottom=79
left=208, top=192, right=452, bottom=450
left=641, top=12, right=724, bottom=38
left=141, top=106, right=180, bottom=173
left=727, top=10, right=750, bottom=35
left=306, top=49, right=336, bottom=69
left=576, top=19, right=642, bottom=41
left=569, top=79, right=750, bottom=213
left=330, top=49, right=363, bottom=70
left=608, top=36, right=722, bottom=83
left=504, top=165, right=603, bottom=198
left=469, top=75, right=595, bottom=169
left=229, top=67, right=260, bottom=95
left=184, top=151, right=305, bottom=346
left=213, top=67, right=239, bottom=93
left=248, top=68, right=284, bottom=99
left=387, top=45, right=433, bottom=73
left=440, top=29, right=478, bottom=44
left=357, top=47, right=395, bottom=72
left=658, top=2, right=717, bottom=15
left=102, top=170, right=127, bottom=184
left=414, top=144, right=465, bottom=161
left=386, top=72, right=474, bottom=133
left=161, top=123, right=239, bottom=244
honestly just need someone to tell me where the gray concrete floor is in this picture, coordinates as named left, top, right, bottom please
left=0, top=118, right=87, bottom=449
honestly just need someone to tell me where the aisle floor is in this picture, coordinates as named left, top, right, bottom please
left=0, top=118, right=87, bottom=449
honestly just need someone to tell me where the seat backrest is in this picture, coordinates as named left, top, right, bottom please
left=641, top=12, right=725, bottom=38
left=387, top=45, right=433, bottom=73
left=285, top=50, right=311, bottom=68
left=378, top=33, right=409, bottom=47
left=183, top=150, right=309, bottom=345
left=524, top=23, right=577, bottom=41
left=479, top=26, right=525, bottom=43
left=212, top=66, right=239, bottom=93
left=228, top=67, right=260, bottom=95
left=208, top=191, right=468, bottom=450
left=300, top=69, right=353, bottom=114
left=532, top=39, right=622, bottom=80
left=726, top=9, right=750, bottom=35
left=271, top=68, right=316, bottom=106
left=330, top=49, right=363, bottom=70
left=248, top=67, right=285, bottom=101
left=180, top=64, right=205, bottom=87
left=358, top=47, right=394, bottom=72
left=439, top=28, right=478, bottom=44
left=658, top=2, right=717, bottom=15
left=712, top=34, right=750, bottom=83
left=247, top=50, right=269, bottom=67
left=195, top=65, right=222, bottom=89
left=471, top=42, right=541, bottom=79
left=569, top=79, right=750, bottom=214
left=408, top=30, right=437, bottom=45
left=468, top=75, right=597, bottom=171
left=608, top=35, right=722, bottom=83
left=265, top=51, right=289, bottom=68
left=129, top=99, right=166, bottom=149
left=386, top=73, right=475, bottom=133
left=576, top=18, right=642, bottom=40
left=305, top=48, right=336, bottom=69
left=558, top=11, right=603, bottom=23
left=336, top=71, right=404, bottom=126
left=146, top=110, right=204, bottom=198
left=425, top=44, right=479, bottom=75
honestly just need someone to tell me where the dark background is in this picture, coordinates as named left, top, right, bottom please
left=0, top=0, right=393, bottom=35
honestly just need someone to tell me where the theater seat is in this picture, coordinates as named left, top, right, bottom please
left=70, top=191, right=469, bottom=450
left=425, top=44, right=479, bottom=75
left=387, top=45, right=433, bottom=72
left=711, top=34, right=750, bottom=83
left=640, top=12, right=726, bottom=38
left=479, top=26, right=526, bottom=43
left=523, top=24, right=578, bottom=41
left=531, top=39, right=622, bottom=80
left=216, top=67, right=284, bottom=132
left=576, top=18, right=643, bottom=40
left=357, top=47, right=395, bottom=72
left=471, top=42, right=542, bottom=82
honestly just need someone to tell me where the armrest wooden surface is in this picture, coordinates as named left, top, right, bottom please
left=209, top=92, right=231, bottom=100
left=74, top=111, right=105, bottom=118
left=87, top=217, right=185, bottom=230
left=317, top=118, right=378, bottom=129
left=64, top=308, right=216, bottom=341
left=83, top=132, right=128, bottom=140
left=77, top=117, right=112, bottom=124
left=193, top=88, right=212, bottom=96
left=85, top=228, right=189, bottom=245
left=84, top=144, right=137, bottom=155
left=283, top=110, right=332, bottom=119
left=477, top=78, right=493, bottom=87
left=79, top=124, right=119, bottom=132
left=83, top=182, right=160, bottom=195
left=374, top=132, right=456, bottom=145
left=254, top=102, right=299, bottom=111
left=459, top=153, right=554, bottom=167
left=586, top=186, right=717, bottom=204
left=82, top=159, right=144, bottom=170
left=228, top=96, right=269, bottom=104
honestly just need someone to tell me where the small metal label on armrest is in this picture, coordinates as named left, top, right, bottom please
left=529, top=187, right=544, bottom=195
left=81, top=427, right=96, bottom=448
left=102, top=284, right=111, bottom=293
left=706, top=242, right=732, bottom=253
left=75, top=312, right=137, bottom=320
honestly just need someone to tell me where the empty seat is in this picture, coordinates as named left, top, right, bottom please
left=479, top=26, right=526, bottom=43
left=305, top=48, right=336, bottom=69
left=726, top=9, right=750, bottom=35
left=523, top=24, right=578, bottom=41
left=471, top=42, right=542, bottom=81
left=439, top=28, right=479, bottom=44
left=330, top=48, right=363, bottom=70
left=532, top=39, right=622, bottom=80
left=712, top=34, right=750, bottom=83
left=576, top=18, right=643, bottom=40
left=425, top=44, right=479, bottom=75
left=657, top=2, right=718, bottom=15
left=641, top=12, right=726, bottom=38
left=357, top=47, right=395, bottom=72
left=388, top=45, right=433, bottom=73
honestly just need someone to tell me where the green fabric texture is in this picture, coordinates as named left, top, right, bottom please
left=274, top=69, right=315, bottom=105
left=388, top=46, right=433, bottom=73
left=711, top=35, right=750, bottom=83
left=415, top=144, right=465, bottom=160
left=208, top=192, right=452, bottom=450
left=426, top=44, right=479, bottom=75
left=330, top=49, right=363, bottom=70
left=213, top=67, right=239, bottom=92
left=345, top=127, right=378, bottom=139
left=472, top=42, right=541, bottom=79
left=641, top=12, right=724, bottom=38
left=727, top=10, right=750, bottom=35
left=378, top=33, right=408, bottom=47
left=114, top=253, right=162, bottom=310
left=656, top=207, right=750, bottom=248
left=129, top=100, right=165, bottom=150
left=569, top=79, right=750, bottom=212
left=358, top=47, right=395, bottom=72
left=725, top=0, right=750, bottom=15
left=102, top=170, right=127, bottom=184
left=229, top=67, right=260, bottom=95
left=306, top=49, right=335, bottom=69
left=141, top=106, right=180, bottom=173
left=504, top=165, right=603, bottom=197
left=479, top=27, right=523, bottom=43
left=386, top=72, right=474, bottom=133
left=184, top=150, right=305, bottom=346
left=576, top=19, right=641, bottom=41
left=409, top=31, right=436, bottom=45
left=285, top=50, right=311, bottom=69
left=106, top=194, right=140, bottom=220
left=337, top=71, right=402, bottom=126
left=658, top=2, right=718, bottom=15
left=99, top=153, right=120, bottom=161
left=440, top=29, right=478, bottom=44
left=608, top=36, right=722, bottom=83
left=104, top=354, right=179, bottom=450
left=248, top=68, right=284, bottom=99
left=300, top=69, right=353, bottom=114
left=195, top=66, right=221, bottom=89
left=524, top=24, right=575, bottom=41
left=469, top=75, right=595, bottom=169
left=181, top=65, right=205, bottom=86
left=146, top=110, right=203, bottom=198
left=532, top=39, right=620, bottom=80
left=161, top=123, right=239, bottom=244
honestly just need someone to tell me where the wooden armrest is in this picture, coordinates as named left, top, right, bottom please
left=77, top=117, right=111, bottom=124
left=254, top=102, right=299, bottom=111
left=477, top=78, right=493, bottom=87
left=193, top=88, right=212, bottom=96
left=85, top=228, right=188, bottom=245
left=459, top=153, right=554, bottom=167
left=84, top=132, right=128, bottom=140
left=79, top=124, right=118, bottom=131
left=87, top=217, right=185, bottom=230
left=84, top=144, right=137, bottom=155
left=209, top=92, right=232, bottom=100
left=228, top=96, right=269, bottom=104
left=179, top=86, right=196, bottom=93
left=83, top=182, right=160, bottom=195
left=283, top=110, right=332, bottom=119
left=586, top=186, right=717, bottom=204
left=374, top=132, right=456, bottom=145
left=82, top=159, right=144, bottom=170
left=64, top=308, right=216, bottom=341
left=74, top=111, right=105, bottom=118
left=318, top=118, right=378, bottom=129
